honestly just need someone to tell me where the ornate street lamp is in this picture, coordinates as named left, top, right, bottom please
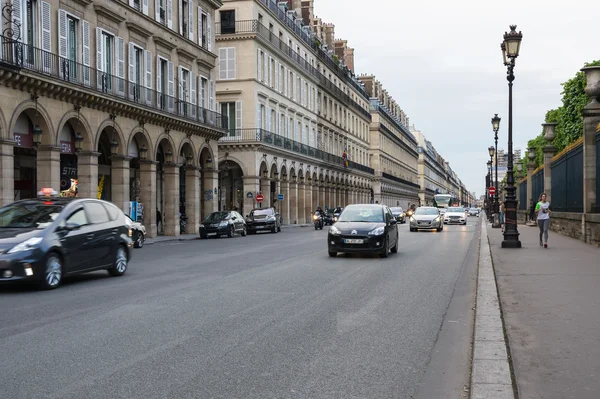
left=139, top=144, right=148, bottom=160
left=292, top=174, right=297, bottom=183
left=110, top=139, right=119, bottom=156
left=74, top=134, right=84, bottom=152
left=500, top=25, right=523, bottom=248
left=164, top=149, right=173, bottom=164
left=185, top=153, right=193, bottom=166
left=491, top=114, right=501, bottom=217
left=487, top=160, right=493, bottom=220
left=488, top=145, right=499, bottom=227
left=282, top=171, right=288, bottom=181
left=262, top=168, right=268, bottom=179
left=206, top=156, right=213, bottom=169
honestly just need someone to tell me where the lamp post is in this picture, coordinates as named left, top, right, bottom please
left=488, top=146, right=499, bottom=226
left=491, top=114, right=501, bottom=216
left=500, top=25, right=523, bottom=248
left=487, top=160, right=493, bottom=221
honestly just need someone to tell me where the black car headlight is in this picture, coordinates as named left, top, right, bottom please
left=329, top=226, right=341, bottom=235
left=7, top=237, right=43, bottom=254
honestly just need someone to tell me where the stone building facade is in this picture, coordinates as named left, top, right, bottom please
left=0, top=0, right=227, bottom=237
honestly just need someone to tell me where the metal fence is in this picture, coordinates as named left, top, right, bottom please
left=531, top=168, right=544, bottom=204
left=519, top=181, right=527, bottom=210
left=596, top=132, right=600, bottom=212
left=551, top=143, right=583, bottom=212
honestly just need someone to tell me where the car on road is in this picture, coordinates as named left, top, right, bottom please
left=327, top=204, right=399, bottom=258
left=200, top=211, right=247, bottom=238
left=332, top=207, right=343, bottom=223
left=468, top=208, right=480, bottom=217
left=127, top=215, right=146, bottom=248
left=390, top=207, right=406, bottom=224
left=246, top=207, right=282, bottom=234
left=444, top=207, right=467, bottom=225
left=409, top=207, right=443, bottom=232
left=0, top=189, right=133, bottom=290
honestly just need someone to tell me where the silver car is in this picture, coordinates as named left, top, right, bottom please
left=409, top=207, right=444, bottom=232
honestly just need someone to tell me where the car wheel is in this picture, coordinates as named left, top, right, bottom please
left=391, top=234, right=398, bottom=253
left=271, top=225, right=277, bottom=233
left=227, top=225, right=235, bottom=238
left=241, top=225, right=247, bottom=237
left=410, top=228, right=416, bottom=232
left=328, top=251, right=337, bottom=257
left=200, top=231, right=207, bottom=239
left=315, top=224, right=318, bottom=230
left=108, top=246, right=128, bottom=277
left=319, top=225, right=323, bottom=230
left=380, top=237, right=389, bottom=258
left=40, top=253, right=63, bottom=290
left=277, top=223, right=282, bottom=232
left=134, top=231, right=144, bottom=248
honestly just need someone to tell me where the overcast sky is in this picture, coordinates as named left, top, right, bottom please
left=313, top=0, right=599, bottom=198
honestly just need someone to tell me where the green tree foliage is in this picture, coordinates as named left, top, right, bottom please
left=526, top=60, right=600, bottom=167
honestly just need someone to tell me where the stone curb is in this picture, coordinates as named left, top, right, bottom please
left=470, top=221, right=515, bottom=399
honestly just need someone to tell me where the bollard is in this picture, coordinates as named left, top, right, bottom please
left=492, top=213, right=501, bottom=228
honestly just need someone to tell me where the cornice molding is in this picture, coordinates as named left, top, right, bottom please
left=93, top=4, right=126, bottom=24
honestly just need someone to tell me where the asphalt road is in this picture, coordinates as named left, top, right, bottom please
left=1, top=217, right=481, bottom=399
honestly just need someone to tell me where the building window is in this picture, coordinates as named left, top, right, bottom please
left=100, top=31, right=114, bottom=89
left=221, top=102, right=238, bottom=136
left=199, top=76, right=208, bottom=109
left=132, top=45, right=143, bottom=101
left=199, top=10, right=208, bottom=46
left=218, top=47, right=236, bottom=80
left=220, top=10, right=236, bottom=34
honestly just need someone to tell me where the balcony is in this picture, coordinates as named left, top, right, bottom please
left=219, top=128, right=374, bottom=175
left=382, top=172, right=420, bottom=189
left=215, top=20, right=371, bottom=120
left=0, top=37, right=228, bottom=133
left=370, top=102, right=416, bottom=145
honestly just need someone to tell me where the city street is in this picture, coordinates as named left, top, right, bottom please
left=1, top=219, right=480, bottom=399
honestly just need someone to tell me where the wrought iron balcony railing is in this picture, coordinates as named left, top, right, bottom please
left=215, top=20, right=371, bottom=120
left=0, top=36, right=228, bottom=131
left=219, top=128, right=374, bottom=175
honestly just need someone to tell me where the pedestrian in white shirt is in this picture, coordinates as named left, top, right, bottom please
left=535, top=193, right=551, bottom=248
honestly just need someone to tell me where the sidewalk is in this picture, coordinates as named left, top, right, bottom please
left=487, top=223, right=600, bottom=399
left=145, top=224, right=313, bottom=245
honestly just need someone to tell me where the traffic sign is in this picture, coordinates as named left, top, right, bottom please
left=256, top=193, right=264, bottom=203
left=278, top=193, right=284, bottom=201
left=246, top=192, right=253, bottom=199
left=488, top=186, right=496, bottom=196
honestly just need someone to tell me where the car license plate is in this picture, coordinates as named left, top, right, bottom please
left=207, top=233, right=217, bottom=236
left=256, top=226, right=264, bottom=229
left=344, top=239, right=363, bottom=244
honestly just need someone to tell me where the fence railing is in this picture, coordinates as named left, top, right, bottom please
left=0, top=36, right=228, bottom=131
left=215, top=20, right=371, bottom=120
left=531, top=168, right=544, bottom=205
left=519, top=181, right=527, bottom=210
left=596, top=132, right=600, bottom=211
left=219, top=128, right=374, bottom=175
left=382, top=172, right=420, bottom=188
left=551, top=143, right=583, bottom=212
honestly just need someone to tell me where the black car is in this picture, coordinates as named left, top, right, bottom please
left=332, top=207, right=344, bottom=223
left=0, top=189, right=133, bottom=290
left=328, top=204, right=399, bottom=258
left=245, top=207, right=282, bottom=234
left=390, top=207, right=406, bottom=223
left=199, top=211, right=247, bottom=238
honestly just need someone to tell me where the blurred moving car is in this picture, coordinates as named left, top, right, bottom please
left=127, top=215, right=146, bottom=248
left=246, top=207, right=282, bottom=234
left=332, top=207, right=343, bottom=223
left=409, top=207, right=443, bottom=232
left=328, top=204, right=399, bottom=258
left=468, top=208, right=480, bottom=217
left=0, top=189, right=132, bottom=290
left=444, top=207, right=467, bottom=225
left=390, top=207, right=406, bottom=224
left=200, top=211, right=247, bottom=238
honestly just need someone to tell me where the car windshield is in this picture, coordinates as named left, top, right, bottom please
left=0, top=202, right=64, bottom=229
left=390, top=207, right=403, bottom=214
left=337, top=206, right=384, bottom=223
left=448, top=207, right=465, bottom=213
left=414, top=208, right=439, bottom=216
left=205, top=212, right=230, bottom=221
left=250, top=209, right=273, bottom=217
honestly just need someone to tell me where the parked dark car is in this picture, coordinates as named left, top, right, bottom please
left=390, top=207, right=406, bottom=223
left=0, top=189, right=133, bottom=290
left=199, top=211, right=247, bottom=238
left=327, top=204, right=399, bottom=258
left=245, top=207, right=282, bottom=234
left=332, top=207, right=344, bottom=222
left=127, top=215, right=146, bottom=248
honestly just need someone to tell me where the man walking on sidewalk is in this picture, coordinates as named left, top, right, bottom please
left=535, top=193, right=551, bottom=248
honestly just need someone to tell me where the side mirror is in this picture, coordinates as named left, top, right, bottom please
left=389, top=219, right=397, bottom=225
left=57, top=222, right=80, bottom=233
left=245, top=214, right=249, bottom=218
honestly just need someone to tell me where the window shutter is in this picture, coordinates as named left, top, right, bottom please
left=188, top=0, right=193, bottom=40
left=128, top=42, right=135, bottom=100
left=82, top=20, right=91, bottom=86
left=207, top=12, right=212, bottom=51
left=167, top=61, right=175, bottom=111
left=263, top=53, right=268, bottom=82
left=279, top=65, right=283, bottom=94
left=235, top=101, right=242, bottom=130
left=178, top=0, right=183, bottom=35
left=197, top=6, right=202, bottom=45
left=58, top=9, right=67, bottom=78
left=155, top=0, right=160, bottom=21
left=40, top=1, right=51, bottom=72
left=129, top=0, right=134, bottom=7
left=145, top=50, right=152, bottom=105
left=156, top=56, right=162, bottom=108
left=167, top=0, right=172, bottom=29
left=227, top=48, right=235, bottom=79
left=293, top=73, right=297, bottom=101
left=219, top=48, right=227, bottom=80
left=256, top=104, right=261, bottom=130
left=178, top=66, right=184, bottom=114
left=266, top=106, right=271, bottom=132
left=143, top=0, right=148, bottom=15
left=190, top=71, right=197, bottom=118
left=257, top=49, right=261, bottom=81
left=96, top=28, right=104, bottom=90
left=117, top=37, right=125, bottom=95
left=268, top=57, right=272, bottom=87
left=275, top=61, right=279, bottom=91
left=209, top=79, right=214, bottom=112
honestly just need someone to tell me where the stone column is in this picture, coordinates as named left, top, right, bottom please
left=185, top=166, right=200, bottom=234
left=289, top=179, right=298, bottom=224
left=202, top=168, right=219, bottom=216
left=305, top=181, right=313, bottom=223
left=0, top=140, right=15, bottom=206
left=163, top=163, right=180, bottom=236
left=320, top=183, right=326, bottom=208
left=111, top=155, right=131, bottom=213
left=297, top=181, right=305, bottom=224
left=36, top=145, right=61, bottom=192
left=542, top=123, right=557, bottom=202
left=581, top=66, right=600, bottom=213
left=75, top=151, right=99, bottom=199
left=139, top=160, right=157, bottom=238
left=260, top=178, right=271, bottom=209
left=243, top=176, right=260, bottom=216
left=280, top=179, right=289, bottom=224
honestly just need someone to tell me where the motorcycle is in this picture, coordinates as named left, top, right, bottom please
left=313, top=212, right=324, bottom=230
left=180, top=214, right=188, bottom=233
left=406, top=209, right=414, bottom=217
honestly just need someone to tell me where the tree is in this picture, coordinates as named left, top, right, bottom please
left=527, top=59, right=600, bottom=167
